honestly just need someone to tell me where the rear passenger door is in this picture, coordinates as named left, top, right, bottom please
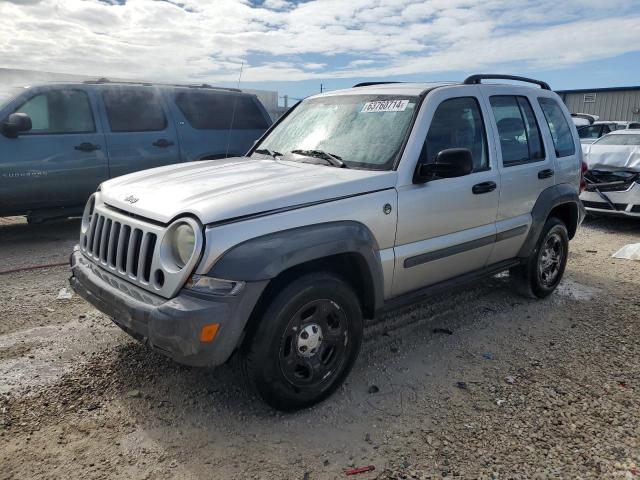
left=98, top=86, right=180, bottom=179
left=481, top=89, right=555, bottom=265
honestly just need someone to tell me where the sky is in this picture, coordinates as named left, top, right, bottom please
left=1, top=0, right=640, bottom=102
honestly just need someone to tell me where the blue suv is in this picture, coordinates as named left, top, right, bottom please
left=0, top=80, right=272, bottom=221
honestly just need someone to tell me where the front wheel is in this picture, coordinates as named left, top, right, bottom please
left=510, top=217, right=569, bottom=298
left=242, top=272, right=363, bottom=411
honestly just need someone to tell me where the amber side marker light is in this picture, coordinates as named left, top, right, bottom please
left=200, top=323, right=220, bottom=343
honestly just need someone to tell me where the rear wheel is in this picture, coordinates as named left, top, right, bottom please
left=510, top=217, right=569, bottom=298
left=242, top=272, right=363, bottom=411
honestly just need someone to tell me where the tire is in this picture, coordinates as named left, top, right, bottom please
left=241, top=272, right=363, bottom=411
left=510, top=217, right=569, bottom=299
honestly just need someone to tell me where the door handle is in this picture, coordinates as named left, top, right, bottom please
left=152, top=138, right=174, bottom=148
left=538, top=168, right=554, bottom=179
left=74, top=142, right=101, bottom=152
left=472, top=181, right=497, bottom=194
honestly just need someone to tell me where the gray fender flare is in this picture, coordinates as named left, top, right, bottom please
left=207, top=221, right=385, bottom=312
left=517, top=183, right=584, bottom=259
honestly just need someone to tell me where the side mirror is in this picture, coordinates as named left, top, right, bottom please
left=414, top=148, right=473, bottom=183
left=1, top=112, right=32, bottom=138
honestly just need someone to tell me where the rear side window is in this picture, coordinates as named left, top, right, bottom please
left=421, top=97, right=488, bottom=171
left=578, top=125, right=602, bottom=139
left=15, top=89, right=95, bottom=134
left=537, top=97, right=576, bottom=157
left=102, top=88, right=167, bottom=132
left=175, top=92, right=269, bottom=130
left=490, top=96, right=545, bottom=166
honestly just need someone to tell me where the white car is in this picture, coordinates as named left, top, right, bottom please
left=578, top=121, right=640, bottom=145
left=571, top=113, right=599, bottom=128
left=580, top=130, right=640, bottom=217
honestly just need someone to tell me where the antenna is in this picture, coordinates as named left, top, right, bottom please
left=225, top=61, right=244, bottom=159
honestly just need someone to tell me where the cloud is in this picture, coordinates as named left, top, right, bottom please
left=0, top=0, right=638, bottom=83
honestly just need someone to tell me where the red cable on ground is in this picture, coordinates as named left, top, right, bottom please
left=0, top=261, right=68, bottom=275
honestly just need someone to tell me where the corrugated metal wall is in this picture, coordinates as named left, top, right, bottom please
left=560, top=90, right=640, bottom=121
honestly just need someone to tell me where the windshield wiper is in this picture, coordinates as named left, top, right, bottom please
left=254, top=148, right=283, bottom=159
left=290, top=149, right=347, bottom=168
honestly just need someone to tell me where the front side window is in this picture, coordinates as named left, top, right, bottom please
left=102, top=88, right=166, bottom=132
left=490, top=95, right=545, bottom=166
left=175, top=92, right=269, bottom=130
left=14, top=89, right=95, bottom=134
left=255, top=95, right=419, bottom=170
left=420, top=97, right=488, bottom=171
left=538, top=97, right=576, bottom=157
left=593, top=134, right=640, bottom=146
left=629, top=123, right=640, bottom=130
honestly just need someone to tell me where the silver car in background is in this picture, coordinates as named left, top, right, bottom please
left=578, top=120, right=640, bottom=146
left=580, top=130, right=640, bottom=218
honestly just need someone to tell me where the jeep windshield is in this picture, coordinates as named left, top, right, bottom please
left=253, top=94, right=420, bottom=170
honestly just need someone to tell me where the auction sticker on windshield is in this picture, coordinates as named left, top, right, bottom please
left=361, top=99, right=409, bottom=113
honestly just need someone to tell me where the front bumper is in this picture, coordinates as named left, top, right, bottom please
left=580, top=182, right=640, bottom=218
left=69, top=249, right=268, bottom=367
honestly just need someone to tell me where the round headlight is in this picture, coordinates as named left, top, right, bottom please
left=171, top=223, right=196, bottom=268
left=81, top=195, right=95, bottom=234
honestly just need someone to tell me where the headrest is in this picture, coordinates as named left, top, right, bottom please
left=497, top=117, right=525, bottom=137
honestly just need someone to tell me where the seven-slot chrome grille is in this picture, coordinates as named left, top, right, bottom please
left=82, top=211, right=158, bottom=285
left=79, top=195, right=204, bottom=299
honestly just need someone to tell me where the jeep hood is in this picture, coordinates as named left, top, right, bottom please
left=100, top=157, right=397, bottom=224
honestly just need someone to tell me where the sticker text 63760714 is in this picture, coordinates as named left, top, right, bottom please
left=361, top=99, right=409, bottom=113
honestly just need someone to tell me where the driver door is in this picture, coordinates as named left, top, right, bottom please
left=0, top=86, right=107, bottom=213
left=392, top=86, right=500, bottom=297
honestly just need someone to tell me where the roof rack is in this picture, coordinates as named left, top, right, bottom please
left=353, top=81, right=403, bottom=88
left=82, top=78, right=241, bottom=92
left=463, top=74, right=551, bottom=90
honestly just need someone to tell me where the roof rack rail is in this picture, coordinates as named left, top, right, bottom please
left=82, top=78, right=241, bottom=92
left=463, top=74, right=551, bottom=90
left=83, top=78, right=153, bottom=86
left=353, top=81, right=403, bottom=88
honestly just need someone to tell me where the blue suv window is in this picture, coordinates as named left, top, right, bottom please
left=102, top=88, right=167, bottom=132
left=15, top=89, right=95, bottom=134
left=175, top=92, right=269, bottom=130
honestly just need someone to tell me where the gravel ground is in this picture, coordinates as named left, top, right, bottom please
left=0, top=215, right=639, bottom=479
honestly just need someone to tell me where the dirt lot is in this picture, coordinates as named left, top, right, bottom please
left=1, top=215, right=639, bottom=479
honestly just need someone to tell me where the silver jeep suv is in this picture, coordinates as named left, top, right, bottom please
left=70, top=74, right=585, bottom=410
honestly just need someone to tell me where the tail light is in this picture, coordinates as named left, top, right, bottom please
left=580, top=161, right=588, bottom=193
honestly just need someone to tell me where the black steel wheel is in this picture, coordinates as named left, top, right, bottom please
left=242, top=272, right=363, bottom=411
left=279, top=299, right=349, bottom=390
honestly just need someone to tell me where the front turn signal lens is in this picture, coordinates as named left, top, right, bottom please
left=200, top=323, right=220, bottom=343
